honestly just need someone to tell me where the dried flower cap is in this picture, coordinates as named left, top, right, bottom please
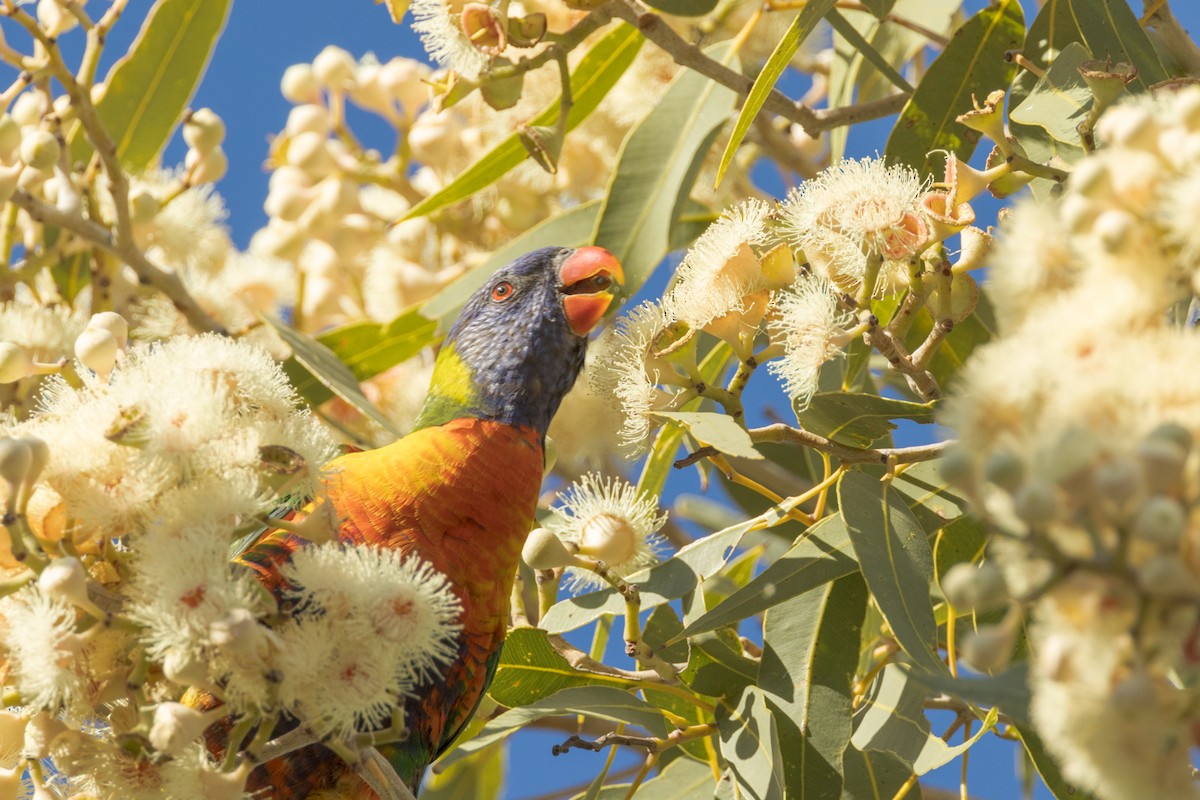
left=412, top=0, right=489, bottom=79
left=460, top=3, right=506, bottom=56
left=543, top=474, right=667, bottom=591
left=955, top=89, right=1008, bottom=147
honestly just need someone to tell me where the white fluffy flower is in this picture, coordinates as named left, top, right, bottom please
left=544, top=474, right=667, bottom=591
left=0, top=301, right=86, bottom=362
left=0, top=585, right=85, bottom=716
left=767, top=274, right=854, bottom=408
left=778, top=157, right=928, bottom=290
left=411, top=0, right=489, bottom=79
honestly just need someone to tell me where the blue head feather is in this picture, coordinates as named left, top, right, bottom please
left=414, top=247, right=589, bottom=436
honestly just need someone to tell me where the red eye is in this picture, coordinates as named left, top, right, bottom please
left=491, top=281, right=514, bottom=302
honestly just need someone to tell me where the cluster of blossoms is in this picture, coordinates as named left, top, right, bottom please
left=0, top=329, right=463, bottom=799
left=594, top=153, right=994, bottom=454
left=940, top=86, right=1200, bottom=800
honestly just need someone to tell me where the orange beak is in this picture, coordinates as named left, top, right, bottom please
left=559, top=246, right=625, bottom=337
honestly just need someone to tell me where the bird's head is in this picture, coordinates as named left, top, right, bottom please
left=415, top=246, right=624, bottom=436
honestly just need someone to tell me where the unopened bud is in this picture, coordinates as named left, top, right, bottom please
left=186, top=146, right=228, bottom=185
left=312, top=46, right=356, bottom=89
left=0, top=438, right=32, bottom=512
left=1138, top=437, right=1186, bottom=494
left=285, top=104, right=331, bottom=137
left=1137, top=554, right=1196, bottom=598
left=128, top=186, right=160, bottom=225
left=984, top=450, right=1025, bottom=493
left=22, top=711, right=65, bottom=760
left=0, top=116, right=20, bottom=160
left=74, top=328, right=118, bottom=380
left=19, top=130, right=60, bottom=172
left=281, top=63, right=322, bottom=104
left=959, top=624, right=1014, bottom=672
left=578, top=512, right=638, bottom=566
left=86, top=312, right=128, bottom=351
left=283, top=131, right=333, bottom=176
left=38, top=557, right=89, bottom=607
left=149, top=702, right=211, bottom=757
left=522, top=527, right=575, bottom=570
left=1132, top=496, right=1187, bottom=548
left=0, top=342, right=34, bottom=383
left=1013, top=481, right=1059, bottom=528
left=183, top=108, right=225, bottom=154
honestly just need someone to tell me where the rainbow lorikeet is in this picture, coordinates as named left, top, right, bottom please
left=212, top=245, right=623, bottom=796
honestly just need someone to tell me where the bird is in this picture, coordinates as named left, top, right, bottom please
left=204, top=245, right=624, bottom=797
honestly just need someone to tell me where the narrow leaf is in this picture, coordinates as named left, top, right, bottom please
left=827, top=9, right=914, bottom=94
left=403, top=24, right=643, bottom=221
left=761, top=574, right=867, bottom=800
left=840, top=744, right=915, bottom=800
left=572, top=759, right=714, bottom=800
left=797, top=392, right=935, bottom=448
left=592, top=43, right=738, bottom=293
left=264, top=316, right=403, bottom=437
left=1009, top=42, right=1095, bottom=148
left=642, top=0, right=719, bottom=15
left=683, top=629, right=759, bottom=699
left=884, top=0, right=1024, bottom=177
left=716, top=687, right=786, bottom=800
left=911, top=663, right=1031, bottom=727
left=652, top=410, right=762, bottom=460
left=675, top=514, right=858, bottom=641
left=73, top=0, right=232, bottom=170
left=889, top=460, right=970, bottom=534
left=440, top=686, right=667, bottom=768
left=487, top=628, right=637, bottom=707
left=716, top=0, right=835, bottom=185
left=839, top=471, right=946, bottom=675
left=1069, top=0, right=1168, bottom=91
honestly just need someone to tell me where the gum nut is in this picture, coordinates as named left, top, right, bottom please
left=521, top=527, right=574, bottom=570
left=183, top=108, right=226, bottom=154
left=86, top=312, right=128, bottom=351
left=284, top=131, right=334, bottom=175
left=0, top=342, right=33, bottom=383
left=1013, top=481, right=1059, bottom=527
left=281, top=63, right=321, bottom=104
left=19, top=130, right=60, bottom=172
left=189, top=146, right=228, bottom=184
left=312, top=45, right=356, bottom=89
left=128, top=186, right=160, bottom=225
left=0, top=115, right=19, bottom=160
left=579, top=512, right=638, bottom=566
left=0, top=438, right=32, bottom=489
left=286, top=103, right=331, bottom=137
left=984, top=450, right=1025, bottom=493
left=1132, top=496, right=1187, bottom=548
left=74, top=327, right=119, bottom=377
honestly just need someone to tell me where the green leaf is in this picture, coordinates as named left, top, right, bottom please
left=264, top=316, right=404, bottom=437
left=540, top=520, right=750, bottom=634
left=827, top=10, right=914, bottom=94
left=50, top=253, right=89, bottom=304
left=572, top=759, right=715, bottom=800
left=715, top=0, right=836, bottom=185
left=900, top=297, right=994, bottom=392
left=641, top=607, right=713, bottom=761
left=1014, top=722, right=1100, bottom=800
left=854, top=664, right=997, bottom=774
left=840, top=744, right=917, bottom=800
left=889, top=460, right=970, bottom=534
left=652, top=410, right=762, bottom=460
left=280, top=307, right=437, bottom=407
left=402, top=24, right=643, bottom=221
left=884, top=0, right=1024, bottom=178
left=642, top=0, right=720, bottom=16
left=1009, top=42, right=1095, bottom=150
left=716, top=687, right=786, bottom=800
left=592, top=43, right=738, bottom=294
left=421, top=709, right=505, bottom=800
left=855, top=0, right=961, bottom=104
left=911, top=663, right=1031, bottom=727
left=683, top=629, right=759, bottom=699
left=839, top=471, right=945, bottom=675
left=931, top=515, right=987, bottom=580
left=674, top=514, right=858, bottom=641
left=420, top=200, right=601, bottom=330
left=486, top=628, right=638, bottom=707
left=72, top=0, right=232, bottom=170
left=761, top=574, right=867, bottom=800
left=440, top=686, right=667, bottom=769
left=797, top=392, right=935, bottom=448
left=861, top=0, right=898, bottom=17
left=1069, top=0, right=1168, bottom=91
left=827, top=8, right=876, bottom=163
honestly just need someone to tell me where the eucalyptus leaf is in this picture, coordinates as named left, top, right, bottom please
left=840, top=471, right=946, bottom=675
left=570, top=758, right=714, bottom=800
left=1010, top=42, right=1094, bottom=149
left=439, top=686, right=667, bottom=769
left=592, top=43, right=738, bottom=295
left=403, top=24, right=643, bottom=221
left=72, top=0, right=232, bottom=170
left=642, top=0, right=720, bottom=16
left=683, top=629, right=758, bottom=699
left=796, top=392, right=935, bottom=448
left=716, top=0, right=836, bottom=185
left=264, top=316, right=404, bottom=437
left=889, top=459, right=970, bottom=533
left=50, top=253, right=89, bottom=304
left=1069, top=0, right=1167, bottom=92
left=716, top=687, right=786, bottom=800
left=910, top=662, right=1032, bottom=727
left=652, top=410, right=763, bottom=460
left=761, top=574, right=867, bottom=800
left=884, top=0, right=1024, bottom=178
left=487, top=628, right=638, bottom=708
left=841, top=744, right=918, bottom=800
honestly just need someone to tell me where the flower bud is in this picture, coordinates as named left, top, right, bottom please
left=1095, top=103, right=1158, bottom=150
left=960, top=624, right=1014, bottom=673
left=37, top=0, right=77, bottom=37
left=186, top=146, right=228, bottom=184
left=1137, top=554, right=1196, bottom=597
left=0, top=342, right=34, bottom=383
left=38, top=557, right=89, bottom=606
left=379, top=57, right=430, bottom=119
left=283, top=131, right=334, bottom=176
left=0, top=115, right=20, bottom=161
left=286, top=103, right=331, bottom=137
left=1132, top=496, right=1187, bottom=548
left=578, top=512, right=638, bottom=566
left=86, top=312, right=128, bottom=351
left=1094, top=458, right=1142, bottom=509
left=149, top=702, right=211, bottom=756
left=74, top=327, right=119, bottom=380
left=312, top=46, right=356, bottom=90
left=1138, top=437, right=1187, bottom=494
left=183, top=108, right=225, bottom=154
left=984, top=450, right=1025, bottom=493
left=522, top=527, right=575, bottom=570
left=22, top=712, right=65, bottom=760
left=10, top=94, right=41, bottom=128
left=1146, top=422, right=1193, bottom=454
left=281, top=63, right=321, bottom=104
left=349, top=61, right=393, bottom=114
left=19, top=130, right=60, bottom=172
left=0, top=438, right=32, bottom=511
left=408, top=112, right=462, bottom=166
left=0, top=162, right=20, bottom=206
left=1013, top=481, right=1059, bottom=528
left=128, top=186, right=160, bottom=225
left=938, top=446, right=975, bottom=489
